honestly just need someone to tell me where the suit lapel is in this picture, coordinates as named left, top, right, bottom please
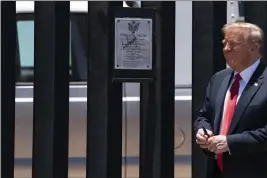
left=227, top=62, right=265, bottom=134
left=213, top=71, right=233, bottom=135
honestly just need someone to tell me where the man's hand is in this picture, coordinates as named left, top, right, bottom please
left=207, top=135, right=229, bottom=153
left=196, top=128, right=214, bottom=149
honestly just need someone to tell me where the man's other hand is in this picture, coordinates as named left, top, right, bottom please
left=207, top=135, right=229, bottom=153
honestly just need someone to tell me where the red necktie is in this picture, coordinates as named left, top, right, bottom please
left=217, top=73, right=241, bottom=171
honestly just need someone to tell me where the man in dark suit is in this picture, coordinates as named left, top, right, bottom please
left=194, top=22, right=267, bottom=178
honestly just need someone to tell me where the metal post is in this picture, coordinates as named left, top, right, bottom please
left=244, top=2, right=267, bottom=62
left=1, top=2, right=16, bottom=178
left=192, top=2, right=226, bottom=178
left=141, top=2, right=176, bottom=178
left=140, top=82, right=156, bottom=178
left=86, top=2, right=123, bottom=178
left=32, top=2, right=70, bottom=178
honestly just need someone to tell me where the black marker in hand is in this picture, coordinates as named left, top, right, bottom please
left=202, top=126, right=210, bottom=138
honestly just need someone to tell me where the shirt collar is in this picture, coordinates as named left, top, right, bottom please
left=234, top=59, right=260, bottom=83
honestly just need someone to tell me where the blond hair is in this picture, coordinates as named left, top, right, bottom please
left=222, top=22, right=264, bottom=54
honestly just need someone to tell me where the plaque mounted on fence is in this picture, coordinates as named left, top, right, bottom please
left=114, top=18, right=152, bottom=70
left=111, top=7, right=155, bottom=82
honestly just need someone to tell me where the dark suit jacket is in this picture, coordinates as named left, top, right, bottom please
left=194, top=60, right=267, bottom=178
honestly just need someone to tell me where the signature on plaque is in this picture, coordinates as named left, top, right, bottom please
left=121, top=21, right=140, bottom=50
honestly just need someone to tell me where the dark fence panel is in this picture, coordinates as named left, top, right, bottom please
left=244, top=2, right=267, bottom=62
left=141, top=2, right=176, bottom=178
left=192, top=2, right=226, bottom=178
left=140, top=82, right=156, bottom=178
left=86, top=2, right=123, bottom=178
left=1, top=2, right=17, bottom=178
left=32, top=2, right=70, bottom=178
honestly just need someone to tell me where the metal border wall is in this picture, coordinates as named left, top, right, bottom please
left=192, top=2, right=226, bottom=178
left=244, top=1, right=267, bottom=63
left=32, top=2, right=70, bottom=178
left=1, top=2, right=17, bottom=178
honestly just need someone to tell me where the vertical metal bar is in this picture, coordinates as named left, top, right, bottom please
left=139, top=82, right=156, bottom=178
left=155, top=3, right=175, bottom=178
left=141, top=2, right=175, bottom=178
left=86, top=2, right=123, bottom=178
left=1, top=2, right=16, bottom=178
left=192, top=2, right=226, bottom=178
left=32, top=2, right=70, bottom=178
left=244, top=1, right=267, bottom=62
left=213, top=2, right=227, bottom=72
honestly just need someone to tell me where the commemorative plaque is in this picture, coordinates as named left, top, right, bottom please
left=111, top=7, right=155, bottom=82
left=114, top=18, right=152, bottom=70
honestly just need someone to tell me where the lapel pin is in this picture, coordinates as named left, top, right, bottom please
left=254, top=83, right=258, bottom=86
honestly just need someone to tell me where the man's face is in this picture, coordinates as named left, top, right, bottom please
left=222, top=28, right=251, bottom=71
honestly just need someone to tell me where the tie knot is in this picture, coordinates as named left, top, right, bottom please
left=235, top=73, right=242, bottom=82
